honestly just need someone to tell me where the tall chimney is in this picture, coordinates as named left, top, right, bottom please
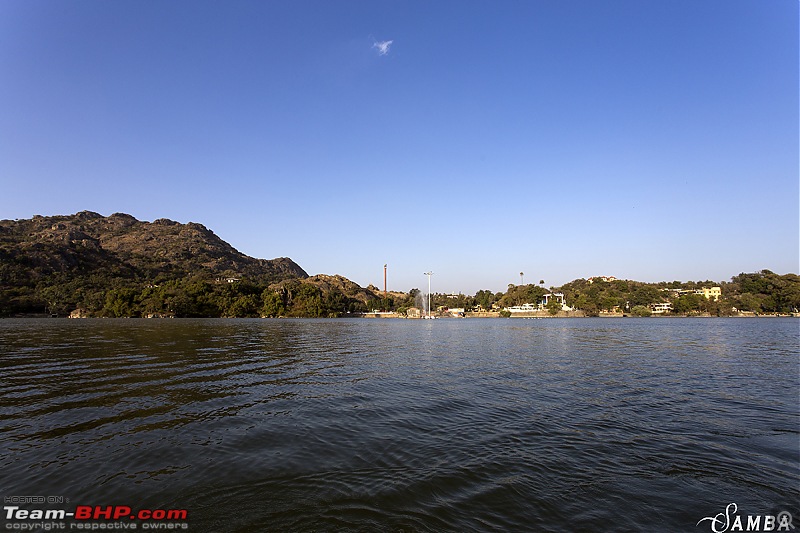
left=384, top=264, right=387, bottom=297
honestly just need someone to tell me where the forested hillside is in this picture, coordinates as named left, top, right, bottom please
left=0, top=212, right=311, bottom=316
left=430, top=270, right=799, bottom=316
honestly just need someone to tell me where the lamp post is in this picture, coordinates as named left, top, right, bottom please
left=423, top=271, right=433, bottom=317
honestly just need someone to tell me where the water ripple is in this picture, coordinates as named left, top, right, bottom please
left=0, top=318, right=797, bottom=531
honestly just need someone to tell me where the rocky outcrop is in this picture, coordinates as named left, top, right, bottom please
left=268, top=274, right=381, bottom=307
left=0, top=212, right=308, bottom=283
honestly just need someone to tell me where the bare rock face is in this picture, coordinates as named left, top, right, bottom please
left=268, top=274, right=381, bottom=307
left=304, top=274, right=380, bottom=304
left=0, top=212, right=308, bottom=283
left=69, top=308, right=90, bottom=319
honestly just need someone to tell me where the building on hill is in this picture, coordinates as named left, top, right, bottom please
left=542, top=292, right=573, bottom=311
left=662, top=286, right=721, bottom=300
left=588, top=276, right=617, bottom=284
left=505, top=293, right=573, bottom=313
left=696, top=287, right=721, bottom=300
left=651, top=302, right=673, bottom=314
left=506, top=303, right=539, bottom=314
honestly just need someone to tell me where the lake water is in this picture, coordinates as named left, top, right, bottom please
left=1, top=318, right=797, bottom=531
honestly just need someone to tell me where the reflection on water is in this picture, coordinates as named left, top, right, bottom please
left=1, top=318, right=798, bottom=531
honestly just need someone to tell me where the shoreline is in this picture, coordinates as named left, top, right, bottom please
left=8, top=314, right=791, bottom=320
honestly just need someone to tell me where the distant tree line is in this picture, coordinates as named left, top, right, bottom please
left=380, top=270, right=799, bottom=317
left=1, top=268, right=796, bottom=318
left=0, top=274, right=371, bottom=318
left=555, top=270, right=799, bottom=316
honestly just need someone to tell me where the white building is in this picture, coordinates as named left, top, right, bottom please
left=542, top=293, right=573, bottom=311
left=651, top=302, right=673, bottom=314
left=506, top=303, right=540, bottom=313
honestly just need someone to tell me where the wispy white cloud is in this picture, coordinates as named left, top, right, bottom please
left=372, top=40, right=393, bottom=56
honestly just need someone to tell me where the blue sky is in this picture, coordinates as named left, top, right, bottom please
left=1, top=0, right=797, bottom=294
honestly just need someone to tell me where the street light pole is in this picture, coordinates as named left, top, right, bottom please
left=423, top=271, right=433, bottom=317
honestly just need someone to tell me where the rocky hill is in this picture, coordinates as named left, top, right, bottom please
left=0, top=211, right=307, bottom=283
left=289, top=274, right=379, bottom=303
left=0, top=211, right=310, bottom=316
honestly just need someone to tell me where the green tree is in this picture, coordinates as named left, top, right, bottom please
left=261, top=291, right=285, bottom=317
left=673, top=294, right=703, bottom=314
left=474, top=289, right=498, bottom=310
left=498, top=284, right=547, bottom=308
left=573, top=294, right=599, bottom=316
left=38, top=284, right=76, bottom=315
left=737, top=293, right=769, bottom=313
left=102, top=288, right=138, bottom=317
left=323, top=289, right=348, bottom=317
left=629, top=286, right=663, bottom=307
left=226, top=295, right=260, bottom=317
left=600, top=295, right=621, bottom=312
left=289, top=284, right=324, bottom=317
